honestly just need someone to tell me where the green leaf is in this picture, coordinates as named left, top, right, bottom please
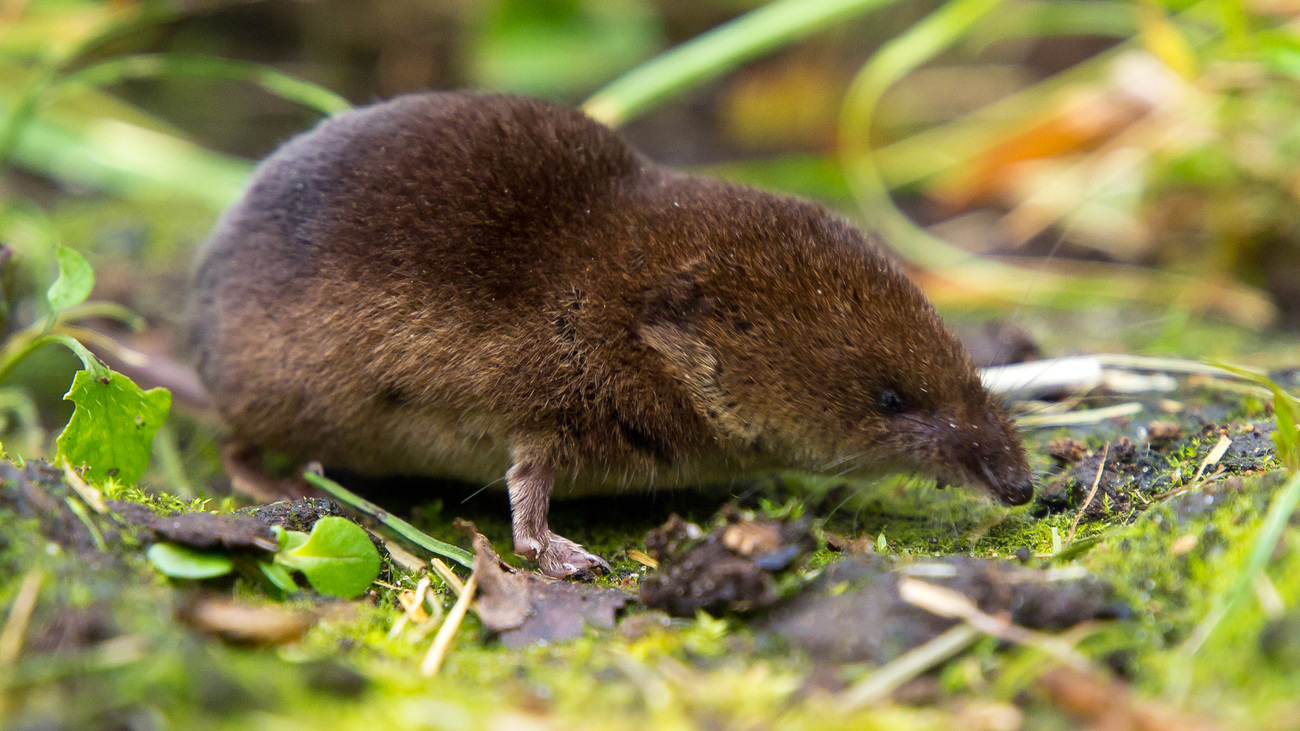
left=275, top=517, right=380, bottom=599
left=147, top=542, right=234, bottom=579
left=258, top=560, right=300, bottom=595
left=46, top=245, right=94, bottom=315
left=56, top=369, right=171, bottom=485
left=272, top=525, right=309, bottom=552
left=302, top=471, right=475, bottom=569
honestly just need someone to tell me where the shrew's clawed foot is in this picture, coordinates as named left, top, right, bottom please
left=513, top=531, right=610, bottom=580
left=535, top=533, right=611, bottom=580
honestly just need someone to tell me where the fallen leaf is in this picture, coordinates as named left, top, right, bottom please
left=177, top=596, right=313, bottom=646
left=457, top=521, right=633, bottom=647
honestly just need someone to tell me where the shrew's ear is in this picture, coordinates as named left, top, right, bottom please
left=637, top=259, right=711, bottom=328
left=634, top=260, right=717, bottom=382
left=635, top=261, right=759, bottom=442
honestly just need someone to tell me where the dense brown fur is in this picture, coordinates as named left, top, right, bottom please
left=190, top=92, right=1033, bottom=577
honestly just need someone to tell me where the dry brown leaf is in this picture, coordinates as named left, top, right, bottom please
left=177, top=597, right=312, bottom=646
left=457, top=521, right=633, bottom=647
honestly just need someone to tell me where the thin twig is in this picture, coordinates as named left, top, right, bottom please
left=420, top=569, right=479, bottom=677
left=1066, top=444, right=1109, bottom=548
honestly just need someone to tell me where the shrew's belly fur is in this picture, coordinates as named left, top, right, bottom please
left=328, top=403, right=764, bottom=499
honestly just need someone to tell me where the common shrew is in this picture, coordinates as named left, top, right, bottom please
left=190, top=92, right=1034, bottom=578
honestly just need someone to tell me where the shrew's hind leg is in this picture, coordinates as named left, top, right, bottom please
left=506, top=461, right=610, bottom=580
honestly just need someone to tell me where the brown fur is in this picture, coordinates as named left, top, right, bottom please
left=189, top=92, right=1032, bottom=577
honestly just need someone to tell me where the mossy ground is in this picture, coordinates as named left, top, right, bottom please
left=4, top=311, right=1300, bottom=730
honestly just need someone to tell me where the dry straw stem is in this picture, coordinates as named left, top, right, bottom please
left=0, top=569, right=44, bottom=716
left=0, top=569, right=43, bottom=664
left=381, top=537, right=426, bottom=573
left=1018, top=402, right=1143, bottom=429
left=897, top=577, right=1093, bottom=670
left=420, top=569, right=479, bottom=677
left=388, top=576, right=432, bottom=640
left=60, top=457, right=105, bottom=513
left=1152, top=436, right=1231, bottom=502
left=626, top=549, right=659, bottom=569
left=1192, top=435, right=1232, bottom=483
left=430, top=558, right=466, bottom=596
left=838, top=623, right=982, bottom=710
left=1066, top=443, right=1109, bottom=548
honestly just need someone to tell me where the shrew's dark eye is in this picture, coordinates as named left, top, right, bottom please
left=879, top=388, right=907, bottom=414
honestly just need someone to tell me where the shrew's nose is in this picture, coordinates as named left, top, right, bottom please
left=998, top=476, right=1035, bottom=506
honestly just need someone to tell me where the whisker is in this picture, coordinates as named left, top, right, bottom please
left=820, top=450, right=868, bottom=471
left=460, top=474, right=506, bottom=503
left=832, top=453, right=878, bottom=480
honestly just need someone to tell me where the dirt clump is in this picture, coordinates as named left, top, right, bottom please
left=246, top=497, right=348, bottom=533
left=765, top=556, right=1122, bottom=666
left=639, top=508, right=815, bottom=617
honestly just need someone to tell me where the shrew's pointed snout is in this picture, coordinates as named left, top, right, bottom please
left=997, top=475, right=1035, bottom=506
left=956, top=413, right=1035, bottom=507
left=970, top=453, right=1035, bottom=506
left=896, top=403, right=1035, bottom=507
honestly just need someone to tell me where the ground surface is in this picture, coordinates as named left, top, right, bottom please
left=3, top=311, right=1300, bottom=731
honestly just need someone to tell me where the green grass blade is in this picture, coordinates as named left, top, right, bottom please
left=302, top=471, right=476, bottom=570
left=0, top=63, right=254, bottom=208
left=1209, top=362, right=1300, bottom=470
left=964, top=0, right=1137, bottom=52
left=1167, top=471, right=1300, bottom=700
left=60, top=54, right=351, bottom=117
left=834, top=0, right=1273, bottom=319
left=0, top=2, right=180, bottom=172
left=583, top=0, right=904, bottom=128
left=838, top=0, right=1010, bottom=271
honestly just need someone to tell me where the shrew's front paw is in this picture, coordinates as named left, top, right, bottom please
left=534, top=533, right=610, bottom=580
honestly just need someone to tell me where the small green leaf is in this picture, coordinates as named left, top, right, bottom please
left=47, top=246, right=95, bottom=315
left=258, top=560, right=300, bottom=594
left=147, top=542, right=234, bottom=579
left=272, top=525, right=309, bottom=552
left=56, top=369, right=171, bottom=485
left=276, top=517, right=380, bottom=599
